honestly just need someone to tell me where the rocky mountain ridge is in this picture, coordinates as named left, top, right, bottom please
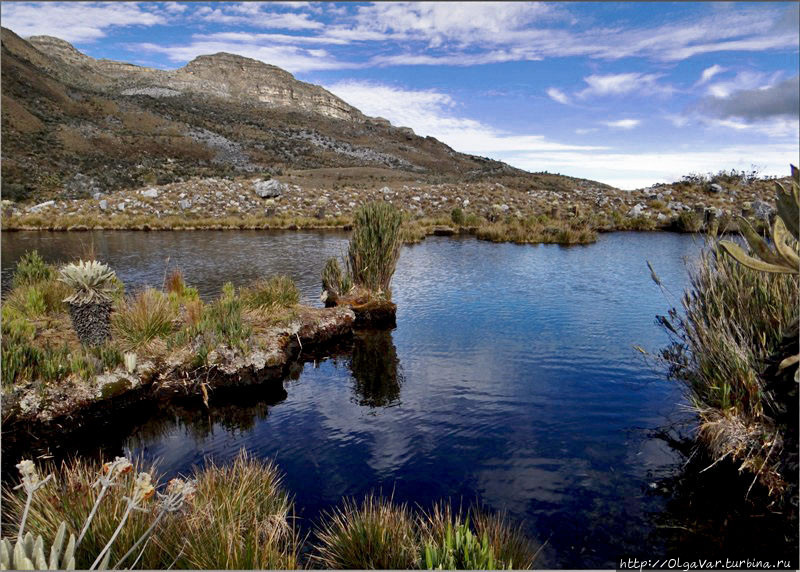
left=26, top=34, right=366, bottom=122
left=3, top=26, right=551, bottom=204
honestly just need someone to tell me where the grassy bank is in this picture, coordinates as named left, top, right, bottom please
left=1, top=253, right=300, bottom=393
left=655, top=170, right=799, bottom=503
left=2, top=453, right=539, bottom=570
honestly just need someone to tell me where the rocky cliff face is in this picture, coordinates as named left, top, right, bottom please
left=26, top=36, right=365, bottom=121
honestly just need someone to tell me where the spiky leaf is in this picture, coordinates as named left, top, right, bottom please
left=773, top=218, right=800, bottom=271
left=718, top=241, right=797, bottom=274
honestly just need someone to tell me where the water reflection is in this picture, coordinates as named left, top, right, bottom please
left=349, top=329, right=403, bottom=408
left=645, top=430, right=798, bottom=567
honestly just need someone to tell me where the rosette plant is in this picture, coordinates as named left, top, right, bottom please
left=58, top=260, right=117, bottom=346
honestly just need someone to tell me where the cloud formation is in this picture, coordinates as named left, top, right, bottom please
left=697, top=77, right=800, bottom=121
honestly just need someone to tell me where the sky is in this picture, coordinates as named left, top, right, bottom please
left=2, top=1, right=798, bottom=189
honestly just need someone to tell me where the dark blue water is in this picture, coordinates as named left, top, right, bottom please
left=5, top=230, right=787, bottom=568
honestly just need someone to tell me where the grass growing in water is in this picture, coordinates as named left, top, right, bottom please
left=347, top=201, right=403, bottom=298
left=656, top=239, right=798, bottom=498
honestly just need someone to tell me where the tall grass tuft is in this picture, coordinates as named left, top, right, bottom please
left=312, top=493, right=419, bottom=569
left=153, top=451, right=300, bottom=570
left=113, top=288, right=177, bottom=351
left=241, top=275, right=300, bottom=310
left=199, top=282, right=252, bottom=351
left=322, top=257, right=351, bottom=298
left=347, top=201, right=403, bottom=298
left=657, top=239, right=799, bottom=497
left=12, top=250, right=54, bottom=289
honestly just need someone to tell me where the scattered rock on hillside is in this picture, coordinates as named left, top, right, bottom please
left=254, top=179, right=287, bottom=198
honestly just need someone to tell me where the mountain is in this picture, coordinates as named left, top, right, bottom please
left=1, top=27, right=613, bottom=203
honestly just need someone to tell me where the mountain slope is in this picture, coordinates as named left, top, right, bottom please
left=1, top=27, right=614, bottom=203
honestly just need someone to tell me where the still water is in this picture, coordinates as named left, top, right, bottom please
left=1, top=231, right=791, bottom=567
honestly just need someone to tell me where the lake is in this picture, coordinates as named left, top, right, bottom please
left=1, top=230, right=792, bottom=568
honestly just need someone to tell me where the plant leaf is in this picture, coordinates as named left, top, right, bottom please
left=719, top=241, right=796, bottom=273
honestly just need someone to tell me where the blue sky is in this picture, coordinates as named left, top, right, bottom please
left=2, top=1, right=798, bottom=188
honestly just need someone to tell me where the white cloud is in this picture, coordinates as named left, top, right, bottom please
left=325, top=80, right=797, bottom=190
left=546, top=88, right=570, bottom=105
left=579, top=73, right=672, bottom=98
left=696, top=64, right=726, bottom=85
left=0, top=2, right=165, bottom=42
left=351, top=2, right=559, bottom=48
left=196, top=5, right=323, bottom=30
left=502, top=143, right=799, bottom=189
left=704, top=70, right=782, bottom=98
left=324, top=80, right=605, bottom=155
left=603, top=119, right=641, bottom=130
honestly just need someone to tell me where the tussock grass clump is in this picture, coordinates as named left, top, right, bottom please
left=348, top=201, right=404, bottom=298
left=658, top=239, right=799, bottom=497
left=2, top=452, right=298, bottom=570
left=241, top=275, right=300, bottom=310
left=312, top=496, right=538, bottom=570
left=677, top=210, right=703, bottom=233
left=322, top=257, right=352, bottom=299
left=198, top=282, right=252, bottom=351
left=164, top=269, right=200, bottom=304
left=153, top=451, right=300, bottom=570
left=113, top=288, right=177, bottom=351
left=313, top=494, right=419, bottom=569
left=11, top=250, right=54, bottom=289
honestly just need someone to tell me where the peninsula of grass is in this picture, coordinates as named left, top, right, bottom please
left=1, top=252, right=355, bottom=429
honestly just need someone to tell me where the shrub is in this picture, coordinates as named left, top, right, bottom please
left=422, top=520, right=499, bottom=570
left=312, top=494, right=419, bottom=569
left=450, top=207, right=465, bottom=226
left=12, top=250, right=53, bottom=289
left=241, top=275, right=300, bottom=310
left=57, top=261, right=116, bottom=305
left=348, top=201, right=403, bottom=298
left=113, top=288, right=176, bottom=351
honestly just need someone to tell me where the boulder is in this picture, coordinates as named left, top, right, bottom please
left=709, top=183, right=724, bottom=193
left=29, top=200, right=54, bottom=212
left=751, top=200, right=774, bottom=220
left=253, top=179, right=287, bottom=198
left=99, top=199, right=108, bottom=211
left=141, top=188, right=159, bottom=198
left=628, top=203, right=647, bottom=217
left=179, top=199, right=192, bottom=210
